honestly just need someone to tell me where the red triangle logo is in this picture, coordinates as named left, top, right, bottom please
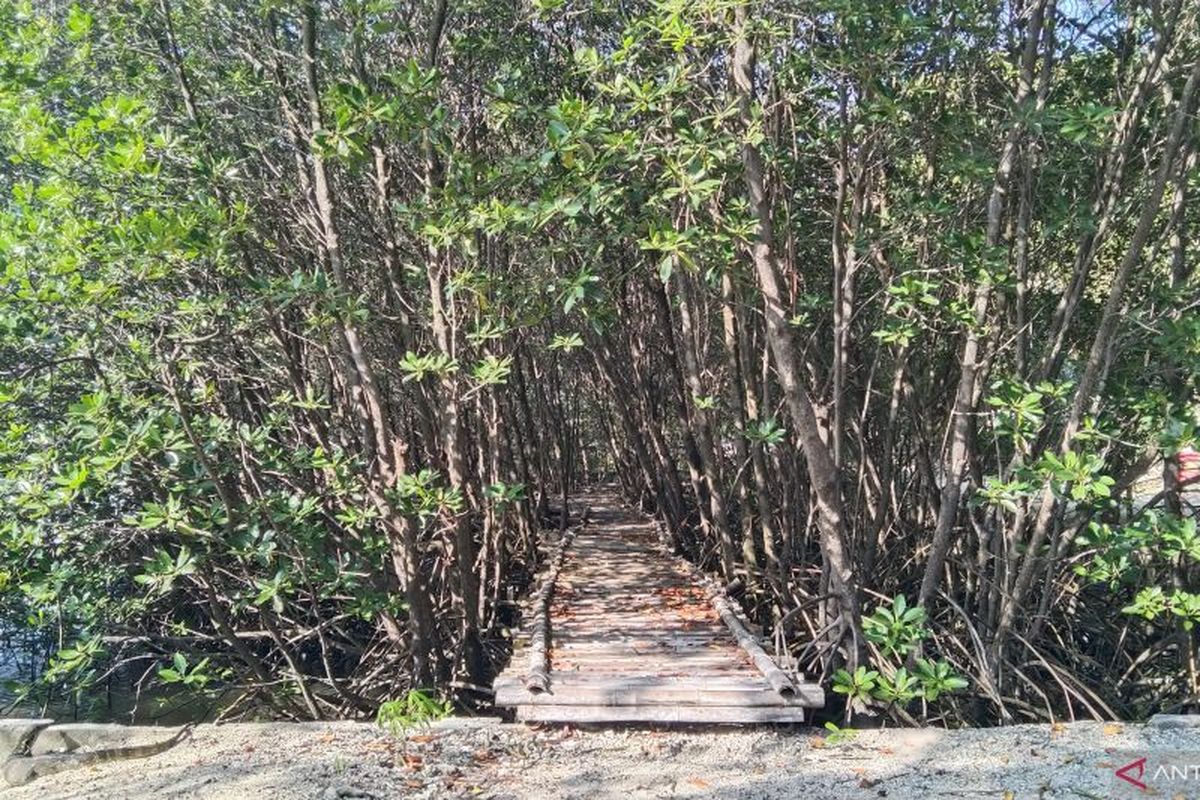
left=1115, top=756, right=1148, bottom=790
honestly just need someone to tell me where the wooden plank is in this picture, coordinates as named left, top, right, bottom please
left=550, top=663, right=753, bottom=672
left=498, top=674, right=796, bottom=690
left=493, top=492, right=825, bottom=723
left=551, top=654, right=751, bottom=666
left=552, top=643, right=741, bottom=655
left=554, top=622, right=725, bottom=633
left=543, top=633, right=725, bottom=644
left=553, top=645, right=747, bottom=656
left=552, top=657, right=750, bottom=669
left=552, top=645, right=733, bottom=656
left=542, top=673, right=822, bottom=694
left=542, top=663, right=747, bottom=676
left=554, top=631, right=731, bottom=641
left=515, top=704, right=807, bottom=724
left=496, top=677, right=824, bottom=707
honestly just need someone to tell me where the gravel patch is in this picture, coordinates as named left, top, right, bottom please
left=4, top=716, right=1198, bottom=799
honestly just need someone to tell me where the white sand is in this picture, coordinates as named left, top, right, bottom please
left=5, top=716, right=1198, bottom=799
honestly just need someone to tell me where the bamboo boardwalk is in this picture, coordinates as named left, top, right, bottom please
left=494, top=490, right=824, bottom=723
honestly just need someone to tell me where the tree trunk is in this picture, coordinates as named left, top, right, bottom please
left=996, top=54, right=1200, bottom=652
left=917, top=0, right=1050, bottom=607
left=731, top=3, right=861, bottom=658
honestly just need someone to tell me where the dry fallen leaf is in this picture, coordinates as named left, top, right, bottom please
left=1103, top=723, right=1123, bottom=736
left=808, top=736, right=826, bottom=749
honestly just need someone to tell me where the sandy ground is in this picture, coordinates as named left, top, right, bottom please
left=5, top=716, right=1200, bottom=799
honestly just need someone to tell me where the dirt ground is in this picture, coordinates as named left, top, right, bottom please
left=5, top=715, right=1200, bottom=799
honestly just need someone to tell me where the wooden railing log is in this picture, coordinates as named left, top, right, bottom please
left=653, top=520, right=797, bottom=699
left=524, top=517, right=581, bottom=693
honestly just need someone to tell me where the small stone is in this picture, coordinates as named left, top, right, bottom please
left=1148, top=714, right=1200, bottom=729
left=3, top=757, right=39, bottom=787
left=322, top=787, right=378, bottom=799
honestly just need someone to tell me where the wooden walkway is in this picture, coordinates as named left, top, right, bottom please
left=494, top=491, right=823, bottom=723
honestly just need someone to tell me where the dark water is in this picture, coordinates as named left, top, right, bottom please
left=0, top=626, right=44, bottom=708
left=1, top=626, right=213, bottom=724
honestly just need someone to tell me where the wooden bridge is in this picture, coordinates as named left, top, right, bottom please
left=494, top=491, right=824, bottom=723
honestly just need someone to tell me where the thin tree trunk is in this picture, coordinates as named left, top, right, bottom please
left=917, top=0, right=1050, bottom=607
left=675, top=269, right=738, bottom=581
left=1036, top=0, right=1182, bottom=381
left=731, top=3, right=861, bottom=659
left=996, top=54, right=1200, bottom=652
left=721, top=270, right=762, bottom=588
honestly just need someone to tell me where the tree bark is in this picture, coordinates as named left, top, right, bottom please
left=731, top=2, right=861, bottom=658
left=996, top=53, right=1200, bottom=651
left=917, top=0, right=1050, bottom=607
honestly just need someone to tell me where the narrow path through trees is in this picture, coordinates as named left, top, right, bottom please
left=495, top=491, right=823, bottom=723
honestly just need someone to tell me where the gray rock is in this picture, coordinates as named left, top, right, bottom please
left=429, top=716, right=504, bottom=733
left=0, top=719, right=54, bottom=756
left=321, top=786, right=378, bottom=799
left=31, top=723, right=135, bottom=755
left=3, top=756, right=38, bottom=786
left=1148, top=713, right=1200, bottom=729
left=158, top=775, right=218, bottom=793
left=3, top=752, right=99, bottom=787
